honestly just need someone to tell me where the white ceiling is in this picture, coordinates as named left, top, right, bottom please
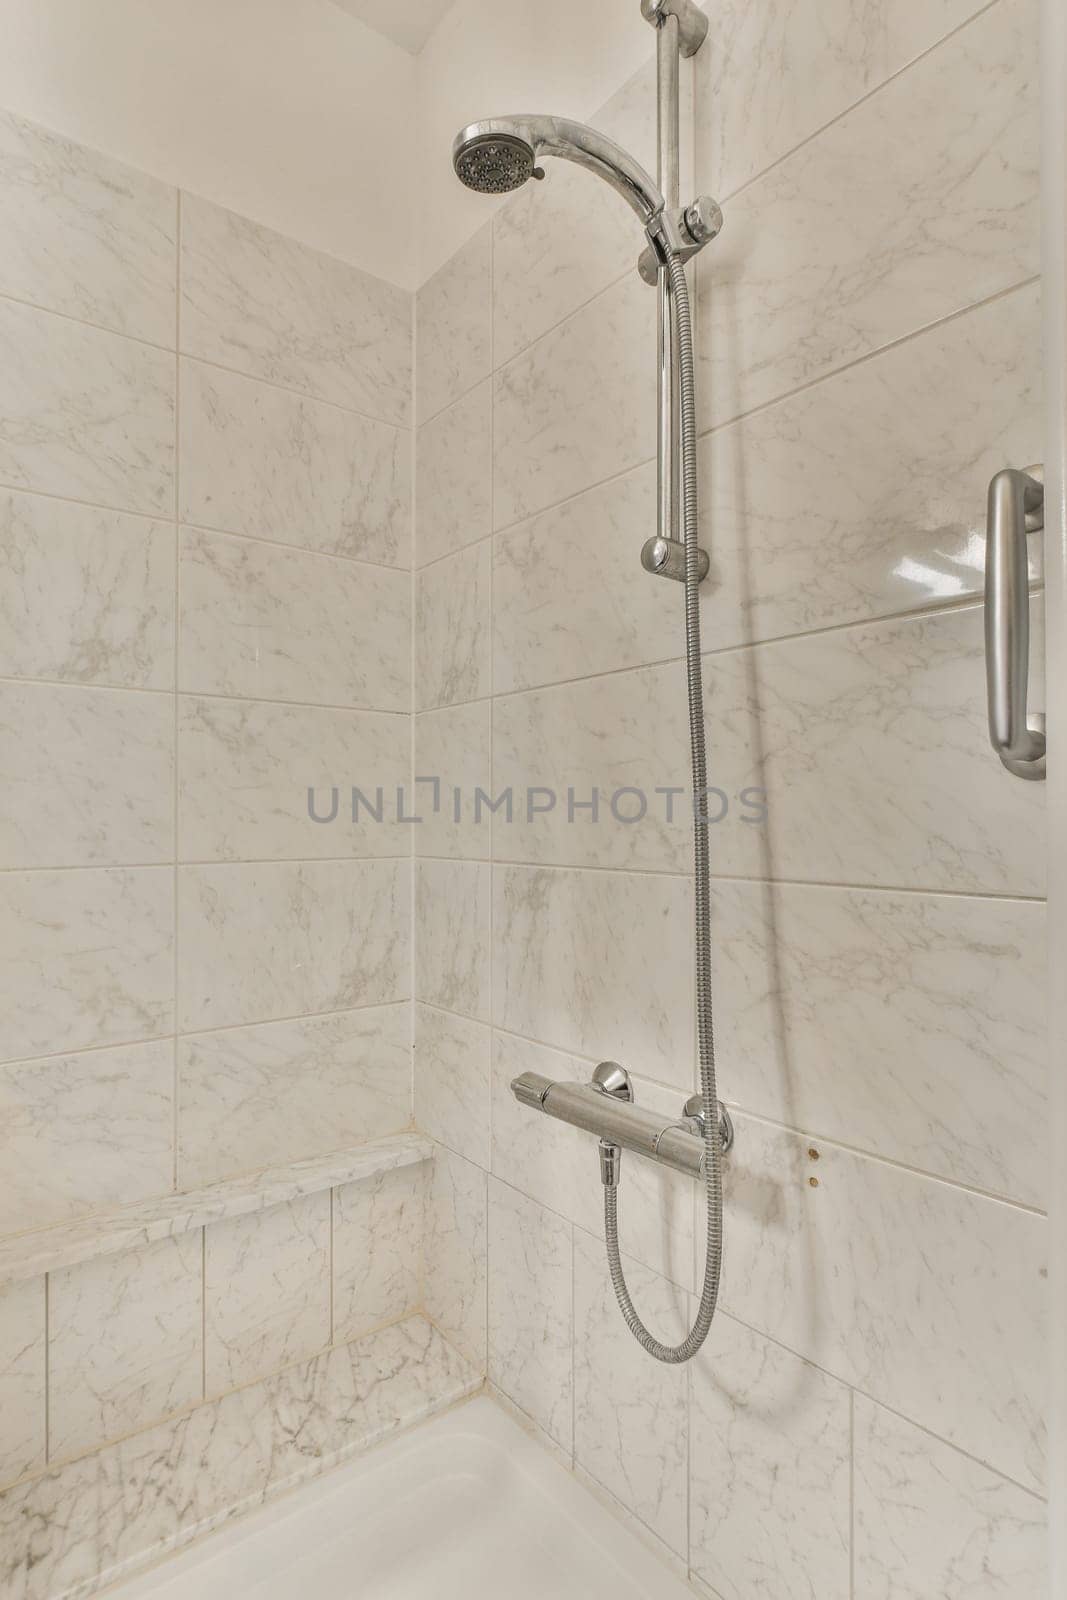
left=327, top=0, right=455, bottom=54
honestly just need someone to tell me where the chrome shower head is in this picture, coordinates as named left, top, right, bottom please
left=452, top=116, right=664, bottom=224
left=454, top=131, right=543, bottom=195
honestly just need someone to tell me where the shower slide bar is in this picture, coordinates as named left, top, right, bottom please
left=510, top=1061, right=733, bottom=1187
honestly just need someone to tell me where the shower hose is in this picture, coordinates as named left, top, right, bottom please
left=603, top=247, right=723, bottom=1364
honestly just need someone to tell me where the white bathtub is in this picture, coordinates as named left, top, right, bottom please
left=105, top=1395, right=694, bottom=1600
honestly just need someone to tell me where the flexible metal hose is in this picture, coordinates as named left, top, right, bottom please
left=603, top=246, right=723, bottom=1363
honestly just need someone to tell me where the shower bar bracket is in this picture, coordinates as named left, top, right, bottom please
left=510, top=1061, right=733, bottom=1186
left=984, top=463, right=1045, bottom=780
left=641, top=0, right=708, bottom=58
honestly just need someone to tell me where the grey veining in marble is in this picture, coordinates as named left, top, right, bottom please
left=415, top=380, right=491, bottom=568
left=415, top=1003, right=491, bottom=1168
left=204, top=1192, right=330, bottom=1393
left=49, top=1235, right=203, bottom=1461
left=178, top=1005, right=412, bottom=1189
left=178, top=858, right=410, bottom=1031
left=696, top=0, right=1039, bottom=429
left=493, top=271, right=656, bottom=531
left=493, top=864, right=693, bottom=1090
left=179, top=359, right=411, bottom=566
left=178, top=696, right=410, bottom=861
left=0, top=1316, right=479, bottom=1600
left=179, top=525, right=410, bottom=710
left=413, top=700, right=491, bottom=859
left=0, top=108, right=176, bottom=344
left=416, top=224, right=491, bottom=424
left=0, top=681, right=173, bottom=869
left=853, top=1395, right=1048, bottom=1598
left=572, top=1228, right=688, bottom=1556
left=415, top=860, right=491, bottom=1021
left=0, top=1276, right=45, bottom=1488
left=710, top=879, right=1047, bottom=1206
left=690, top=1313, right=851, bottom=1600
left=423, top=1144, right=488, bottom=1368
left=487, top=1177, right=573, bottom=1451
left=0, top=1134, right=432, bottom=1288
left=0, top=1039, right=173, bottom=1235
left=700, top=602, right=1046, bottom=897
left=0, top=867, right=173, bottom=1063
left=719, top=1115, right=1047, bottom=1493
left=415, top=538, right=491, bottom=710
left=332, top=1164, right=423, bottom=1342
left=696, top=0, right=987, bottom=199
left=180, top=194, right=411, bottom=424
left=0, top=489, right=174, bottom=689
left=0, top=298, right=175, bottom=514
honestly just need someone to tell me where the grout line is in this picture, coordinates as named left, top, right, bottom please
left=179, top=350, right=411, bottom=433
left=43, top=1272, right=50, bottom=1464
left=173, top=187, right=182, bottom=1196
left=409, top=285, right=419, bottom=1157
left=179, top=516, right=411, bottom=576
left=849, top=1389, right=856, bottom=1599
left=200, top=1227, right=207, bottom=1401
left=0, top=853, right=417, bottom=875
left=715, top=0, right=1005, bottom=211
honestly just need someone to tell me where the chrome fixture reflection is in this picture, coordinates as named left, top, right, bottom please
left=457, top=0, right=728, bottom=1366
left=985, top=465, right=1046, bottom=780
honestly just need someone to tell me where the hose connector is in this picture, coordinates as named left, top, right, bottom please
left=599, top=1140, right=622, bottom=1187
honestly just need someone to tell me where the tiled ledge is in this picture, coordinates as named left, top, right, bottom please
left=0, top=1314, right=482, bottom=1600
left=0, top=1132, right=433, bottom=1287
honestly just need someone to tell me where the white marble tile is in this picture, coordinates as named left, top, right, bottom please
left=423, top=1144, right=487, bottom=1367
left=179, top=526, right=410, bottom=710
left=0, top=1316, right=479, bottom=1600
left=492, top=661, right=696, bottom=872
left=415, top=859, right=491, bottom=1021
left=415, top=379, right=491, bottom=567
left=700, top=602, right=1046, bottom=897
left=853, top=1396, right=1048, bottom=1599
left=494, top=271, right=656, bottom=531
left=711, top=880, right=1047, bottom=1206
left=49, top=1234, right=203, bottom=1461
left=415, top=539, right=491, bottom=710
left=0, top=109, right=177, bottom=344
left=416, top=224, right=491, bottom=423
left=491, top=1031, right=696, bottom=1291
left=719, top=1115, right=1047, bottom=1492
left=179, top=360, right=411, bottom=567
left=179, top=696, right=409, bottom=861
left=492, top=59, right=659, bottom=368
left=179, top=858, right=409, bottom=1032
left=492, top=461, right=680, bottom=693
left=0, top=1039, right=173, bottom=1235
left=572, top=1228, right=689, bottom=1556
left=0, top=866, right=173, bottom=1062
left=690, top=1313, right=852, bottom=1600
left=0, top=681, right=173, bottom=869
left=0, top=489, right=175, bottom=689
left=0, top=298, right=174, bottom=514
left=493, top=864, right=693, bottom=1090
left=487, top=1177, right=572, bottom=1451
left=414, top=700, right=492, bottom=859
left=696, top=0, right=987, bottom=199
left=332, top=1164, right=424, bottom=1342
left=180, top=194, right=410, bottom=424
left=178, top=1004, right=411, bottom=1188
left=697, top=281, right=1044, bottom=650
left=414, top=1003, right=490, bottom=1168
left=0, top=1135, right=431, bottom=1290
left=696, top=0, right=1039, bottom=428
left=204, top=1192, right=330, bottom=1393
left=0, top=1277, right=45, bottom=1487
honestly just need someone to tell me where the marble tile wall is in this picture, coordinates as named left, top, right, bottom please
left=0, top=107, right=421, bottom=1505
left=414, top=0, right=1050, bottom=1589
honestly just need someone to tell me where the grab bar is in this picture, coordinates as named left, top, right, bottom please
left=985, top=465, right=1045, bottom=781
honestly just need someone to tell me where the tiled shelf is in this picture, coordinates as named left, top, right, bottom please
left=0, top=1132, right=433, bottom=1287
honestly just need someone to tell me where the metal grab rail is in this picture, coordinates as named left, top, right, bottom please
left=985, top=465, right=1045, bottom=781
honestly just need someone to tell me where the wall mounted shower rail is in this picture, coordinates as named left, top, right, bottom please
left=511, top=1067, right=733, bottom=1183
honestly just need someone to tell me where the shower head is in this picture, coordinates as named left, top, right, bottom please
left=452, top=116, right=665, bottom=224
